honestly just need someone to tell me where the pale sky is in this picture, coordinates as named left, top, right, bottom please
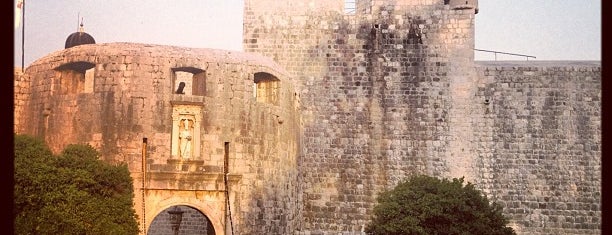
left=13, top=0, right=601, bottom=67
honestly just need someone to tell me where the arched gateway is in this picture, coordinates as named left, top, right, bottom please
left=148, top=205, right=215, bottom=235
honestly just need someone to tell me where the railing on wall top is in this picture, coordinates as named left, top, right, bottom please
left=475, top=48, right=536, bottom=61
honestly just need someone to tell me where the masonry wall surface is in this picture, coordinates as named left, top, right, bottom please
left=244, top=0, right=480, bottom=233
left=474, top=61, right=601, bottom=234
left=15, top=42, right=302, bottom=235
left=243, top=0, right=600, bottom=234
left=14, top=67, right=29, bottom=133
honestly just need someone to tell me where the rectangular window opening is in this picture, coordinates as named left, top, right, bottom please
left=84, top=68, right=95, bottom=93
left=174, top=71, right=193, bottom=95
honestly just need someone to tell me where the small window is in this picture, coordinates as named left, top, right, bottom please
left=54, top=61, right=96, bottom=95
left=172, top=67, right=206, bottom=96
left=254, top=72, right=280, bottom=105
left=84, top=67, right=95, bottom=93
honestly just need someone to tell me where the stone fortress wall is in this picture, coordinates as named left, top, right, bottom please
left=243, top=0, right=600, bottom=234
left=473, top=61, right=600, bottom=234
left=13, top=0, right=600, bottom=234
left=14, top=67, right=28, bottom=132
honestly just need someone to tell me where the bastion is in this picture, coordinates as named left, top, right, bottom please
left=15, top=42, right=302, bottom=235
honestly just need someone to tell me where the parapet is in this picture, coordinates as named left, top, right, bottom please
left=446, top=0, right=478, bottom=14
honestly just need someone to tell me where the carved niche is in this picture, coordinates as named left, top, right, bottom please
left=171, top=105, right=202, bottom=159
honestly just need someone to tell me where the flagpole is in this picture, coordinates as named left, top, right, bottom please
left=21, top=0, right=25, bottom=72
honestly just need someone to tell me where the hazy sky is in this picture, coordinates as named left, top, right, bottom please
left=13, top=0, right=601, bottom=67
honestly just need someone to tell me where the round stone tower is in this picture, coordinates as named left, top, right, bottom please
left=17, top=42, right=302, bottom=235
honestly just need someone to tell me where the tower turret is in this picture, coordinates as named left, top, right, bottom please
left=65, top=19, right=95, bottom=49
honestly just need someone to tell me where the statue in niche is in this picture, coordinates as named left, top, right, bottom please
left=178, top=118, right=193, bottom=159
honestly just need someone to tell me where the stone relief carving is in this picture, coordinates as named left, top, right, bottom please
left=171, top=105, right=202, bottom=160
left=178, top=118, right=194, bottom=159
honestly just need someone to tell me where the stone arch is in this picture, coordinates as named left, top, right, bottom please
left=146, top=195, right=225, bottom=235
left=148, top=205, right=216, bottom=235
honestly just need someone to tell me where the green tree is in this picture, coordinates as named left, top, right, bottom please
left=14, top=134, right=139, bottom=235
left=366, top=175, right=516, bottom=235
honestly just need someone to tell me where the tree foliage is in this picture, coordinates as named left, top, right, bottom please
left=14, top=134, right=139, bottom=235
left=366, top=175, right=516, bottom=235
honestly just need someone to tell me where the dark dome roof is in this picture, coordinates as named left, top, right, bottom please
left=65, top=31, right=95, bottom=49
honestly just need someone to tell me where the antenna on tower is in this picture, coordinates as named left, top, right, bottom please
left=80, top=17, right=84, bottom=33
left=77, top=12, right=80, bottom=32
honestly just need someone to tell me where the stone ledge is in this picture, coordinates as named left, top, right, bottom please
left=144, top=172, right=242, bottom=191
left=148, top=159, right=222, bottom=173
left=170, top=94, right=205, bottom=105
